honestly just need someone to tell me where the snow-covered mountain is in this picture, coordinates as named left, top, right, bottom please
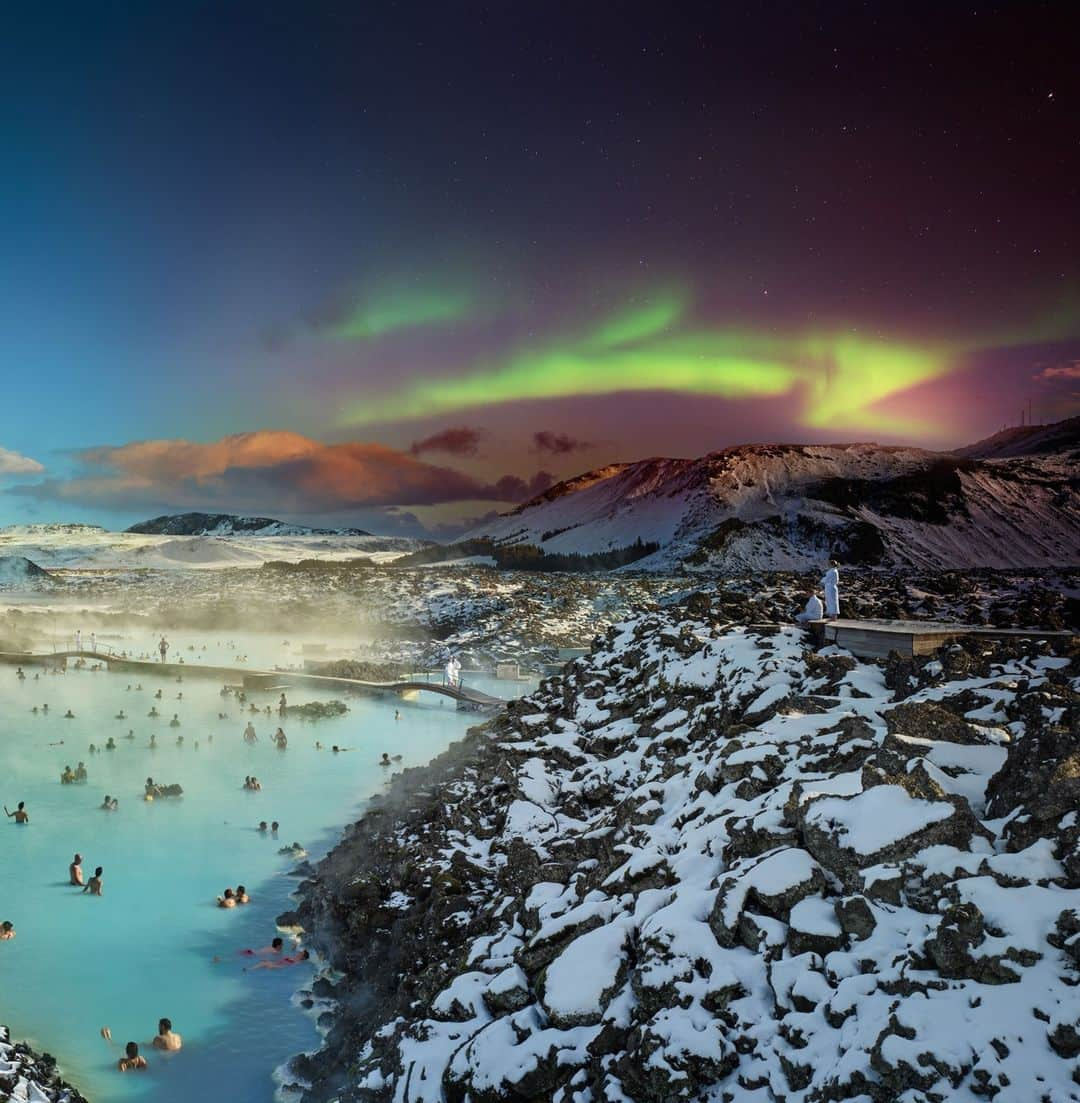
left=460, top=417, right=1080, bottom=570
left=126, top=512, right=371, bottom=536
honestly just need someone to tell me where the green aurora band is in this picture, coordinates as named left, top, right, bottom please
left=339, top=295, right=954, bottom=435
left=330, top=286, right=474, bottom=340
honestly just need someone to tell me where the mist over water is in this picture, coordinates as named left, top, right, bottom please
left=0, top=627, right=522, bottom=1101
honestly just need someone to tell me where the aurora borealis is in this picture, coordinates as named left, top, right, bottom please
left=1, top=1, right=1078, bottom=534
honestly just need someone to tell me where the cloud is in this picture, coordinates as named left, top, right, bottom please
left=532, top=430, right=594, bottom=455
left=0, top=447, right=44, bottom=475
left=409, top=426, right=484, bottom=457
left=11, top=431, right=552, bottom=515
left=1034, top=360, right=1080, bottom=382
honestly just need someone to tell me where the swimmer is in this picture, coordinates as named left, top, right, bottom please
left=152, top=1017, right=182, bottom=1051
left=42, top=703, right=48, bottom=712
left=64, top=709, right=75, bottom=719
left=314, top=741, right=323, bottom=750
left=176, top=735, right=184, bottom=746
left=218, top=888, right=237, bottom=908
left=88, top=744, right=97, bottom=754
left=380, top=752, right=391, bottom=766
left=31, top=706, right=38, bottom=714
left=154, top=689, right=162, bottom=700
left=16, top=666, right=24, bottom=678
left=83, top=866, right=104, bottom=895
left=236, top=885, right=250, bottom=904
left=4, top=801, right=29, bottom=823
left=278, top=693, right=287, bottom=715
left=105, top=737, right=116, bottom=750
left=176, top=692, right=183, bottom=700
left=61, top=766, right=76, bottom=784
left=271, top=821, right=279, bottom=835
left=148, top=708, right=159, bottom=719
left=125, top=729, right=135, bottom=740
left=247, top=950, right=310, bottom=971
left=170, top=714, right=180, bottom=727
left=76, top=762, right=87, bottom=780
left=148, top=734, right=157, bottom=748
left=70, top=853, right=84, bottom=886
left=239, top=937, right=284, bottom=956
left=102, top=795, right=115, bottom=810
left=258, top=821, right=268, bottom=832
left=117, top=1041, right=147, bottom=1072
left=0, top=920, right=15, bottom=940
left=394, top=709, right=401, bottom=721
left=115, top=710, right=126, bottom=720
left=273, top=728, right=287, bottom=750
left=243, top=722, right=257, bottom=744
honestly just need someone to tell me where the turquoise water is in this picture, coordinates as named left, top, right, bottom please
left=0, top=640, right=526, bottom=1101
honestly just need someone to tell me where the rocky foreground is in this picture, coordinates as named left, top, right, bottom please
left=0, top=1027, right=86, bottom=1103
left=287, top=584, right=1080, bottom=1102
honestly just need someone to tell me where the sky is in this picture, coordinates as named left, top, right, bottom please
left=0, top=1, right=1077, bottom=536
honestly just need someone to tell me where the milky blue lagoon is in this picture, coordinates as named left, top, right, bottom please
left=0, top=635, right=528, bottom=1100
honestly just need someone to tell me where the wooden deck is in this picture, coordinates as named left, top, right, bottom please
left=809, top=618, right=1074, bottom=659
left=0, top=650, right=506, bottom=711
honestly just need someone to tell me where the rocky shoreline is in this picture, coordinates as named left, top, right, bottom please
left=0, top=1026, right=88, bottom=1103
left=281, top=579, right=1079, bottom=1102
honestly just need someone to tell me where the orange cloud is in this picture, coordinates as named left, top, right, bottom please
left=15, top=431, right=552, bottom=514
left=1034, top=360, right=1080, bottom=382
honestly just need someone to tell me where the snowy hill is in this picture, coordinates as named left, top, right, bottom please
left=126, top=512, right=371, bottom=537
left=953, top=414, right=1080, bottom=459
left=460, top=420, right=1080, bottom=571
left=0, top=526, right=422, bottom=570
left=0, top=555, right=52, bottom=584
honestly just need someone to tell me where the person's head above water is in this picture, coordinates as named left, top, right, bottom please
left=158, top=1017, right=172, bottom=1034
left=272, top=937, right=284, bottom=950
left=125, top=1041, right=139, bottom=1058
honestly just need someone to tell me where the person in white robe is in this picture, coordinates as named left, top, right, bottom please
left=795, top=593, right=824, bottom=622
left=820, top=561, right=840, bottom=618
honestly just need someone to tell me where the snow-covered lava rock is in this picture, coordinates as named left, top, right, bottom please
left=288, top=586, right=1079, bottom=1103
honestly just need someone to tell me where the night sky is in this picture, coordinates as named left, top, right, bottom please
left=1, top=1, right=1078, bottom=534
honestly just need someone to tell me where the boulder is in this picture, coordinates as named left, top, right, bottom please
left=798, top=785, right=976, bottom=888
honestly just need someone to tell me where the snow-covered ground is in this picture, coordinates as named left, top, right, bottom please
left=0, top=524, right=420, bottom=570
left=293, top=581, right=1080, bottom=1102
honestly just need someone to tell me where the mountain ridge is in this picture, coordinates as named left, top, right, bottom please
left=458, top=417, right=1080, bottom=570
left=126, top=512, right=372, bottom=537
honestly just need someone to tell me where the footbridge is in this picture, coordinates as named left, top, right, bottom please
left=0, top=649, right=506, bottom=711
